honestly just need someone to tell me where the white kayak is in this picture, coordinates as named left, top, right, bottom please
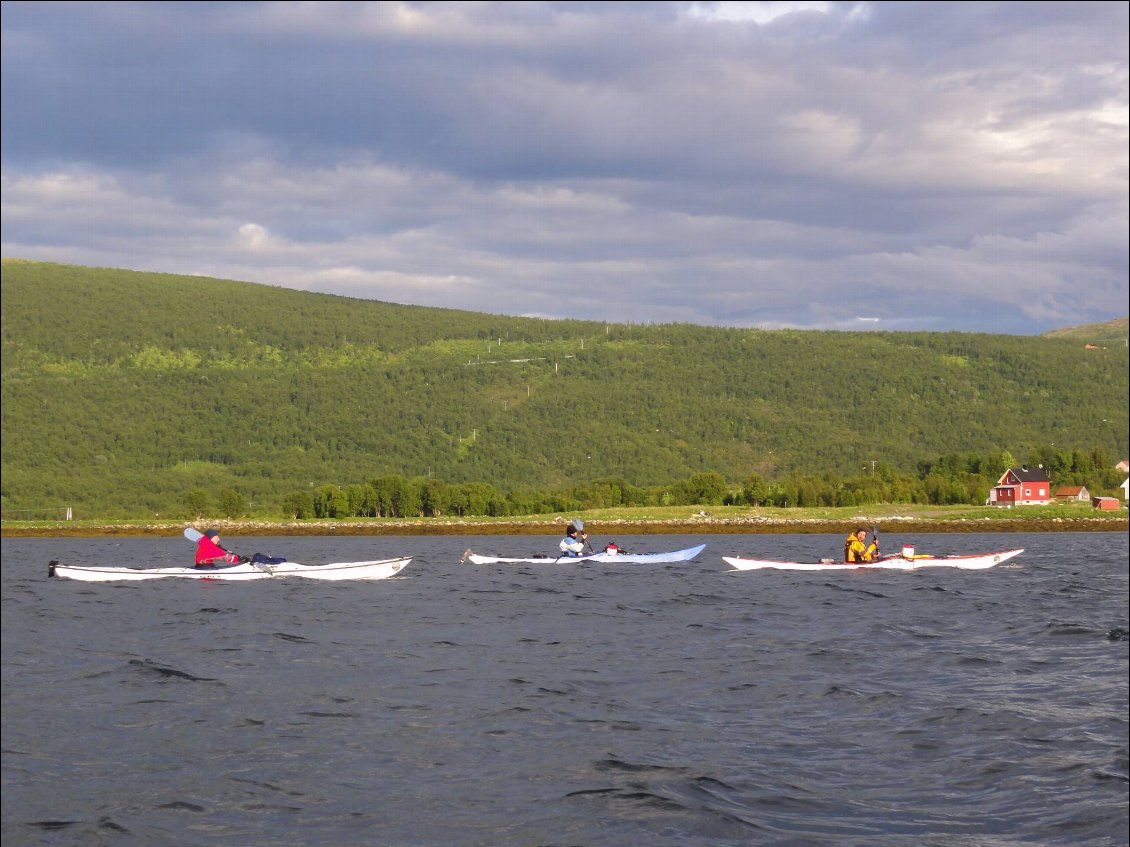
left=48, top=557, right=412, bottom=582
left=722, top=549, right=1023, bottom=571
left=462, top=543, right=707, bottom=565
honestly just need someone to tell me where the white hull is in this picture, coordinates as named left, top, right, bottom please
left=723, top=549, right=1023, bottom=571
left=48, top=557, right=411, bottom=582
left=463, top=543, right=706, bottom=565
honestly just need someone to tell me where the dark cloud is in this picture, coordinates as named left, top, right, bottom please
left=2, top=1, right=1126, bottom=333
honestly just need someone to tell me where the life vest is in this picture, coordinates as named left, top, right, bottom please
left=844, top=534, right=876, bottom=563
left=559, top=535, right=585, bottom=556
left=844, top=535, right=860, bottom=563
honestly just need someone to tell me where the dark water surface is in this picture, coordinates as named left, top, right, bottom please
left=2, top=532, right=1127, bottom=847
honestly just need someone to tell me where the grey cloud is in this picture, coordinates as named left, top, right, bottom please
left=2, top=1, right=1126, bottom=334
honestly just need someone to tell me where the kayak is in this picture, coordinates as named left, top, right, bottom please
left=47, top=557, right=412, bottom=582
left=462, top=543, right=707, bottom=565
left=722, top=549, right=1023, bottom=571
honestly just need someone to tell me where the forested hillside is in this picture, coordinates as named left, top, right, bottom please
left=2, top=259, right=1127, bottom=519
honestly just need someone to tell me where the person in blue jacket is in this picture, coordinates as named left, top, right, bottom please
left=558, top=524, right=589, bottom=557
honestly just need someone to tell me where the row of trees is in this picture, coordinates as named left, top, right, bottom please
left=180, top=447, right=1126, bottom=519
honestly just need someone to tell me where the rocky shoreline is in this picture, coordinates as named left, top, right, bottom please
left=3, top=515, right=1125, bottom=538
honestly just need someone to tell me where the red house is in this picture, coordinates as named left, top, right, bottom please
left=988, top=466, right=1052, bottom=506
left=1092, top=497, right=1121, bottom=511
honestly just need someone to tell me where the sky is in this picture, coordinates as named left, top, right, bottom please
left=2, top=1, right=1127, bottom=334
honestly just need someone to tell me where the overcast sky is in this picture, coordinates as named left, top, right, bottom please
left=2, top=1, right=1127, bottom=334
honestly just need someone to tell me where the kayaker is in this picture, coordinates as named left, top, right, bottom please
left=559, top=524, right=589, bottom=557
left=195, top=529, right=242, bottom=568
left=844, top=527, right=879, bottom=563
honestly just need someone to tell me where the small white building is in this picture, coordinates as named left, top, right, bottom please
left=1121, top=477, right=1129, bottom=501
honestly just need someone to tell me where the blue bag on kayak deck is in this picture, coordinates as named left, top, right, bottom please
left=250, top=553, right=287, bottom=565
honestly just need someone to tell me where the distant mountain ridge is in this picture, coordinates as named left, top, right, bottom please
left=2, top=259, right=1127, bottom=517
left=1043, top=317, right=1128, bottom=347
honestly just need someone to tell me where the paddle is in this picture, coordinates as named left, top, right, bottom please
left=572, top=518, right=597, bottom=555
left=575, top=518, right=597, bottom=555
left=870, top=525, right=882, bottom=560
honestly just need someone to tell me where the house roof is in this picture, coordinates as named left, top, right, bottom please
left=1055, top=486, right=1087, bottom=496
left=1001, top=466, right=1051, bottom=483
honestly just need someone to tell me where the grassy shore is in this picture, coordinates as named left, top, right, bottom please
left=2, top=503, right=1125, bottom=537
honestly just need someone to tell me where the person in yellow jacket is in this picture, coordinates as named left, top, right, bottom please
left=844, top=528, right=879, bottom=563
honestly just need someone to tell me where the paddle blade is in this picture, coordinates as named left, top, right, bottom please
left=183, top=527, right=203, bottom=543
left=570, top=518, right=585, bottom=532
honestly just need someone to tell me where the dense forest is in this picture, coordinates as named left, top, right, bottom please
left=2, top=259, right=1127, bottom=519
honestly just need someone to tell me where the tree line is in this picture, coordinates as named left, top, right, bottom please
left=177, top=446, right=1125, bottom=520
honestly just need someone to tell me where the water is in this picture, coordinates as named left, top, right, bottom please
left=2, top=532, right=1127, bottom=847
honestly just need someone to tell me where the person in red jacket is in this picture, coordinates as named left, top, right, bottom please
left=195, top=529, right=242, bottom=568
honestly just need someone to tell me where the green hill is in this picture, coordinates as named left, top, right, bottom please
left=2, top=259, right=1127, bottom=518
left=1043, top=316, right=1128, bottom=348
